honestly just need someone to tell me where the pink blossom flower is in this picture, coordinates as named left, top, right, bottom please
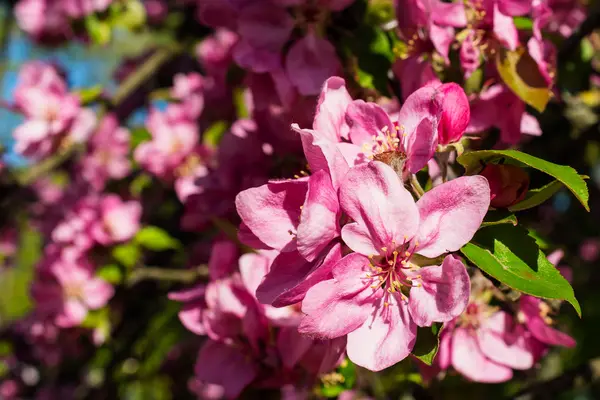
left=32, top=258, right=114, bottom=328
left=518, top=296, right=576, bottom=353
left=134, top=104, right=199, bottom=179
left=91, top=195, right=142, bottom=245
left=467, top=84, right=542, bottom=144
left=15, top=0, right=72, bottom=44
left=80, top=114, right=131, bottom=190
left=298, top=162, right=490, bottom=371
left=437, top=301, right=534, bottom=383
left=12, top=62, right=95, bottom=160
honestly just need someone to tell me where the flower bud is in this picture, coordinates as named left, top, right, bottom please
left=479, top=164, right=529, bottom=208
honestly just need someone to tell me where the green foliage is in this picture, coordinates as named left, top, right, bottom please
left=130, top=127, right=152, bottom=149
left=318, top=359, right=357, bottom=397
left=0, top=220, right=41, bottom=325
left=203, top=121, right=229, bottom=147
left=411, top=323, right=442, bottom=365
left=75, top=85, right=104, bottom=105
left=509, top=180, right=564, bottom=211
left=461, top=225, right=581, bottom=316
left=480, top=211, right=518, bottom=227
left=112, top=242, right=141, bottom=268
left=134, top=226, right=181, bottom=251
left=458, top=149, right=589, bottom=211
left=85, top=15, right=112, bottom=45
left=97, top=264, right=124, bottom=284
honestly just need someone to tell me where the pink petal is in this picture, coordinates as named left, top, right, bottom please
left=408, top=255, right=470, bottom=326
left=313, top=76, right=352, bottom=141
left=346, top=294, right=417, bottom=371
left=525, top=314, right=576, bottom=348
left=168, top=284, right=206, bottom=302
left=256, top=243, right=341, bottom=307
left=451, top=327, right=513, bottom=383
left=238, top=252, right=272, bottom=297
left=437, top=83, right=470, bottom=145
left=477, top=311, right=534, bottom=370
left=208, top=238, right=239, bottom=280
left=521, top=113, right=542, bottom=136
left=235, top=179, right=308, bottom=252
left=297, top=170, right=340, bottom=261
left=429, top=0, right=467, bottom=26
left=397, top=86, right=441, bottom=172
left=299, top=253, right=373, bottom=338
left=497, top=0, right=531, bottom=16
left=339, top=162, right=420, bottom=255
left=493, top=5, right=519, bottom=51
left=415, top=176, right=490, bottom=258
left=295, top=126, right=350, bottom=189
left=345, top=100, right=395, bottom=146
left=285, top=34, right=341, bottom=96
left=83, top=278, right=114, bottom=309
left=57, top=299, right=88, bottom=327
left=195, top=340, right=258, bottom=399
left=429, top=24, right=454, bottom=64
left=437, top=328, right=452, bottom=369
left=277, top=327, right=314, bottom=369
left=178, top=304, right=207, bottom=335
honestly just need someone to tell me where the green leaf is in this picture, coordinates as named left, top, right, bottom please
left=134, top=226, right=181, bottom=251
left=458, top=149, right=589, bottom=211
left=130, top=173, right=153, bottom=197
left=411, top=323, right=442, bottom=365
left=203, top=121, right=228, bottom=147
left=461, top=225, right=581, bottom=316
left=481, top=210, right=518, bottom=227
left=85, top=15, right=112, bottom=45
left=319, top=359, right=356, bottom=398
left=513, top=16, right=533, bottom=30
left=97, top=264, right=123, bottom=284
left=344, top=25, right=393, bottom=95
left=75, top=85, right=104, bottom=105
left=112, top=242, right=141, bottom=268
left=130, top=127, right=152, bottom=149
left=508, top=180, right=564, bottom=211
left=496, top=48, right=551, bottom=112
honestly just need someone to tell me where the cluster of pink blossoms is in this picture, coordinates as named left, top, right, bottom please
left=0, top=0, right=588, bottom=397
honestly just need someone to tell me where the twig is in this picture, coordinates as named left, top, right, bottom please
left=126, top=265, right=208, bottom=287
left=410, top=174, right=425, bottom=198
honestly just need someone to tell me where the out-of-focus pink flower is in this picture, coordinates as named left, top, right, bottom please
left=62, top=0, right=114, bottom=18
left=579, top=238, right=600, bottom=262
left=533, top=0, right=586, bottom=38
left=285, top=32, right=342, bottom=96
left=32, top=259, right=114, bottom=328
left=171, top=73, right=205, bottom=119
left=80, top=114, right=131, bottom=190
left=298, top=163, right=489, bottom=371
left=437, top=301, right=534, bottom=383
left=91, top=195, right=142, bottom=245
left=467, top=84, right=542, bottom=144
left=12, top=61, right=95, bottom=160
left=134, top=104, right=199, bottom=179
left=51, top=197, right=99, bottom=257
left=15, top=0, right=72, bottom=44
left=519, top=295, right=576, bottom=353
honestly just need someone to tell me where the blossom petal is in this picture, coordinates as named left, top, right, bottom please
left=297, top=170, right=340, bottom=261
left=493, top=5, right=519, bottom=51
left=408, top=255, right=470, bottom=326
left=257, top=244, right=341, bottom=307
left=345, top=100, right=395, bottom=146
left=340, top=162, right=420, bottom=255
left=313, top=76, right=352, bottom=141
left=415, top=176, right=490, bottom=258
left=195, top=340, right=258, bottom=399
left=299, top=253, right=373, bottom=338
left=477, top=311, right=534, bottom=370
left=295, top=126, right=350, bottom=189
left=437, top=83, right=470, bottom=145
left=451, top=327, right=513, bottom=383
left=235, top=179, right=308, bottom=252
left=346, top=294, right=417, bottom=371
left=525, top=314, right=576, bottom=348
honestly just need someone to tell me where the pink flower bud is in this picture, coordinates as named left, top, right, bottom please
left=480, top=164, right=529, bottom=208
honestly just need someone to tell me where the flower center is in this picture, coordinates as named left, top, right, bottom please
left=364, top=238, right=421, bottom=306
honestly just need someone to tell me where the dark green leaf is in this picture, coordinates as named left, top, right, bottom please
left=134, top=226, right=181, bottom=251
left=461, top=225, right=580, bottom=316
left=458, top=150, right=589, bottom=211
left=411, top=323, right=442, bottom=365
left=509, top=180, right=563, bottom=211
left=481, top=210, right=518, bottom=227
